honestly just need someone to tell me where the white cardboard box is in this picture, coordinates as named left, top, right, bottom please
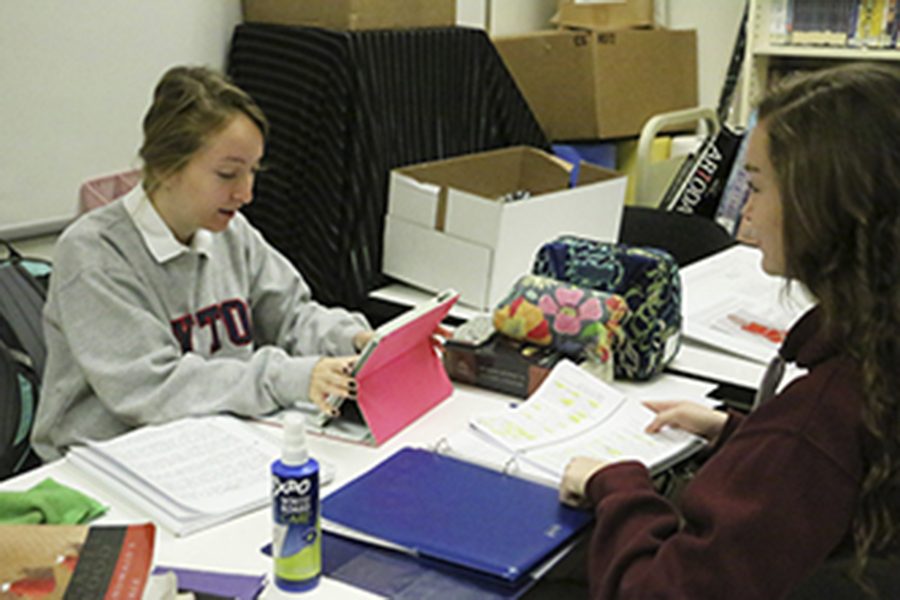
left=383, top=146, right=626, bottom=310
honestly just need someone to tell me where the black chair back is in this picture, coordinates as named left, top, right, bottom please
left=618, top=206, right=736, bottom=267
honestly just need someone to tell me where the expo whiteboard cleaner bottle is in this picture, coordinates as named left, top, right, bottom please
left=272, top=411, right=321, bottom=592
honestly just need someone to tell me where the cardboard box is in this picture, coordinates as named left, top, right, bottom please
left=554, top=0, right=654, bottom=31
left=242, top=0, right=456, bottom=30
left=382, top=146, right=626, bottom=310
left=493, top=28, right=698, bottom=140
left=444, top=334, right=563, bottom=399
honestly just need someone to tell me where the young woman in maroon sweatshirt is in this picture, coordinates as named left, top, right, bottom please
left=559, top=63, right=900, bottom=599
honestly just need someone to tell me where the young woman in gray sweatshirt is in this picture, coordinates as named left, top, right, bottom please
left=32, top=66, right=373, bottom=460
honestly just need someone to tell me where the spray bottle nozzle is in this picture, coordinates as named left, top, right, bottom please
left=282, top=411, right=309, bottom=466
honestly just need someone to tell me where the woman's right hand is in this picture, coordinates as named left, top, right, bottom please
left=643, top=400, right=728, bottom=442
left=308, top=356, right=357, bottom=416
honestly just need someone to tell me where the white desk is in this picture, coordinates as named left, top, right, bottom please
left=372, top=281, right=767, bottom=392
left=670, top=339, right=764, bottom=389
left=3, top=370, right=721, bottom=598
left=374, top=244, right=815, bottom=389
left=1, top=384, right=519, bottom=599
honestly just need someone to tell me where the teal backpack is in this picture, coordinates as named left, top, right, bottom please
left=0, top=240, right=51, bottom=478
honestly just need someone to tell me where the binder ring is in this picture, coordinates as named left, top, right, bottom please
left=433, top=437, right=451, bottom=454
left=502, top=454, right=520, bottom=476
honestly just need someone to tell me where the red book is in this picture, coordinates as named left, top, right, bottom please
left=0, top=523, right=155, bottom=599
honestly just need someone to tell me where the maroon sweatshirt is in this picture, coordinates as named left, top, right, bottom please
left=585, top=308, right=864, bottom=599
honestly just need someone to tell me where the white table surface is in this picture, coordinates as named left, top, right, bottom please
left=1, top=384, right=520, bottom=599
left=4, top=247, right=792, bottom=597
left=7, top=265, right=768, bottom=598
left=371, top=281, right=765, bottom=391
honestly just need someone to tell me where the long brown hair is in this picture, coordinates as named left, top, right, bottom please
left=758, top=63, right=900, bottom=585
left=139, top=66, right=268, bottom=195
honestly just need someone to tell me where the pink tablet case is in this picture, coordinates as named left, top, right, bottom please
left=355, top=294, right=458, bottom=444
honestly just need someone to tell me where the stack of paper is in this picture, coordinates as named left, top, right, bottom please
left=679, top=245, right=813, bottom=364
left=67, top=416, right=278, bottom=536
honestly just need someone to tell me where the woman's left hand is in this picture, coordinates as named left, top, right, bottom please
left=430, top=325, right=453, bottom=352
left=560, top=456, right=608, bottom=508
left=308, top=356, right=357, bottom=416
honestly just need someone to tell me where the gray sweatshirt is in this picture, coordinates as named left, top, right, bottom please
left=31, top=185, right=369, bottom=460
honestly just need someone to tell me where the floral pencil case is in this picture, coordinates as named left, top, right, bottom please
left=492, top=274, right=629, bottom=365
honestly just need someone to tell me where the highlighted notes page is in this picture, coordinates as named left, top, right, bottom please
left=471, top=361, right=626, bottom=452
left=468, top=360, right=704, bottom=479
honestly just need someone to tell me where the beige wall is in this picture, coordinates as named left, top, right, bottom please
left=10, top=0, right=743, bottom=258
left=662, top=0, right=745, bottom=114
left=0, top=0, right=243, bottom=242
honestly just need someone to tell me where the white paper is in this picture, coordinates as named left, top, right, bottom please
left=524, top=400, right=701, bottom=478
left=471, top=360, right=626, bottom=452
left=680, top=245, right=813, bottom=363
left=613, top=372, right=719, bottom=408
left=66, top=415, right=290, bottom=535
left=82, top=416, right=275, bottom=515
left=459, top=361, right=706, bottom=480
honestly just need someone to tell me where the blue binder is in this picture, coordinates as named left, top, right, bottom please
left=322, top=447, right=592, bottom=583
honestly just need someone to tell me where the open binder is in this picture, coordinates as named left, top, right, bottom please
left=436, top=360, right=708, bottom=488
left=301, top=289, right=460, bottom=445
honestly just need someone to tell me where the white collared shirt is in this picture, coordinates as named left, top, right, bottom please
left=122, top=185, right=214, bottom=263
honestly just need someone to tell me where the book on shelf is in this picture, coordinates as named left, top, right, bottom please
left=0, top=523, right=155, bottom=599
left=434, top=359, right=712, bottom=489
left=65, top=415, right=282, bottom=537
left=790, top=0, right=855, bottom=47
left=850, top=0, right=897, bottom=47
left=769, top=0, right=900, bottom=49
left=295, top=288, right=460, bottom=445
left=768, top=0, right=795, bottom=45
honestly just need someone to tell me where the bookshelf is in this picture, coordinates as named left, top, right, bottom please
left=736, top=0, right=900, bottom=126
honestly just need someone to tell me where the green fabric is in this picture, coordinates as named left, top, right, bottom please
left=0, top=477, right=107, bottom=524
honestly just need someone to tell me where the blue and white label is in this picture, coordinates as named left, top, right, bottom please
left=272, top=472, right=319, bottom=558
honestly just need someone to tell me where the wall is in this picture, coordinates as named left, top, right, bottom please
left=6, top=0, right=743, bottom=260
left=0, top=0, right=243, bottom=246
left=661, top=0, right=746, bottom=114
